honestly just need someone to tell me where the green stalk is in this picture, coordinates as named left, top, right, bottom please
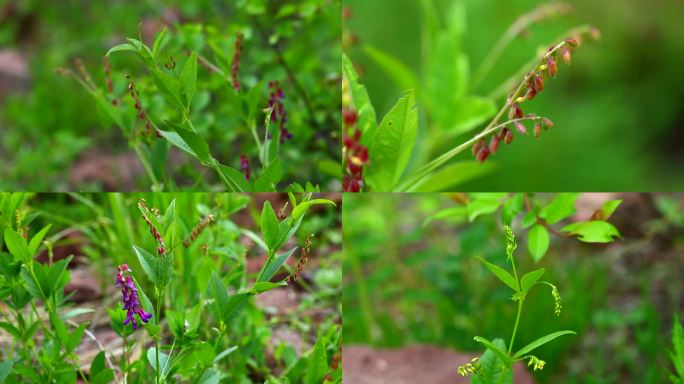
left=508, top=299, right=523, bottom=355
left=155, top=288, right=163, bottom=384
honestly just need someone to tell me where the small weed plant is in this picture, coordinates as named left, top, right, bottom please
left=0, top=192, right=340, bottom=383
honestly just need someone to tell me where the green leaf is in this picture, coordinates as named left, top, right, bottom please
left=593, top=199, right=622, bottom=220
left=253, top=158, right=283, bottom=192
left=539, top=193, right=579, bottom=225
left=212, top=346, right=238, bottom=365
left=150, top=68, right=185, bottom=111
left=65, top=322, right=87, bottom=353
left=412, top=161, right=495, bottom=192
left=179, top=52, right=198, bottom=108
left=90, top=351, right=106, bottom=378
left=362, top=44, right=417, bottom=91
left=216, top=165, right=249, bottom=192
left=467, top=198, right=502, bottom=222
left=261, top=201, right=281, bottom=251
left=4, top=229, right=29, bottom=262
left=223, top=293, right=251, bottom=323
left=423, top=206, right=468, bottom=226
left=341, top=54, right=376, bottom=135
left=528, top=225, right=549, bottom=262
left=106, top=43, right=137, bottom=57
left=152, top=27, right=169, bottom=58
left=291, top=199, right=336, bottom=221
left=669, top=315, right=684, bottom=380
left=471, top=338, right=512, bottom=384
left=521, top=210, right=538, bottom=228
left=132, top=245, right=170, bottom=287
left=159, top=121, right=212, bottom=164
left=28, top=224, right=51, bottom=257
left=476, top=257, right=519, bottom=293
left=257, top=246, right=298, bottom=283
left=147, top=347, right=170, bottom=376
left=0, top=360, right=14, bottom=384
left=91, top=369, right=115, bottom=384
left=250, top=281, right=287, bottom=294
left=365, top=90, right=418, bottom=191
left=498, top=195, right=522, bottom=225
left=513, top=330, right=576, bottom=359
left=207, top=272, right=229, bottom=322
left=305, top=333, right=329, bottom=384
left=21, top=264, right=50, bottom=300
left=520, top=268, right=545, bottom=295
left=198, top=369, right=220, bottom=384
left=561, top=221, right=621, bottom=243
left=473, top=336, right=512, bottom=365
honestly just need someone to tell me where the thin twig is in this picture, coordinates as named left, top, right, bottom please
left=252, top=17, right=320, bottom=130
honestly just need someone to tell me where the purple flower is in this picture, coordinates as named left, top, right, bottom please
left=116, top=264, right=152, bottom=330
left=268, top=81, right=293, bottom=144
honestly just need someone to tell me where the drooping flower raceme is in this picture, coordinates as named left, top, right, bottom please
left=116, top=264, right=152, bottom=330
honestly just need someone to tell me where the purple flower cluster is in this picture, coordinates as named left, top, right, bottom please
left=116, top=264, right=152, bottom=330
left=240, top=154, right=250, bottom=181
left=268, top=81, right=292, bottom=143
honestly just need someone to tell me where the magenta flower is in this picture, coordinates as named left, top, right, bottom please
left=116, top=264, right=152, bottom=330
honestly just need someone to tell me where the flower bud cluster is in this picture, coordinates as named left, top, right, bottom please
left=287, top=234, right=313, bottom=285
left=103, top=57, right=119, bottom=106
left=457, top=358, right=482, bottom=377
left=472, top=31, right=598, bottom=163
left=183, top=214, right=215, bottom=248
left=127, top=76, right=160, bottom=138
left=268, top=81, right=293, bottom=143
left=342, top=109, right=369, bottom=192
left=231, top=32, right=244, bottom=92
left=240, top=154, right=250, bottom=181
left=138, top=199, right=166, bottom=256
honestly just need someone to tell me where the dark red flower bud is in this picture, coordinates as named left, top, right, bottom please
left=509, top=103, right=524, bottom=119
left=534, top=74, right=544, bottom=92
left=541, top=117, right=554, bottom=129
left=590, top=27, right=601, bottom=40
left=534, top=123, right=542, bottom=138
left=560, top=46, right=572, bottom=64
left=352, top=129, right=362, bottom=142
left=564, top=38, right=579, bottom=47
left=472, top=139, right=485, bottom=156
left=489, top=134, right=500, bottom=154
left=476, top=146, right=491, bottom=163
left=526, top=88, right=537, bottom=100
left=514, top=121, right=527, bottom=135
left=504, top=128, right=514, bottom=144
left=343, top=108, right=358, bottom=126
left=547, top=57, right=558, bottom=77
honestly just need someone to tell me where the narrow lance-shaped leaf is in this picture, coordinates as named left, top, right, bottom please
left=179, top=52, right=198, bottom=109
left=476, top=257, right=519, bottom=293
left=512, top=330, right=576, bottom=359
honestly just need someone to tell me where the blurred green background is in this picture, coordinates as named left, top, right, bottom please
left=344, top=0, right=684, bottom=190
left=343, top=193, right=684, bottom=382
left=0, top=0, right=340, bottom=191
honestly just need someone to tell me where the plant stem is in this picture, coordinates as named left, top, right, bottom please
left=508, top=299, right=524, bottom=355
left=470, top=3, right=571, bottom=91
left=132, top=143, right=161, bottom=189
left=155, top=288, right=163, bottom=384
left=395, top=116, right=541, bottom=191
